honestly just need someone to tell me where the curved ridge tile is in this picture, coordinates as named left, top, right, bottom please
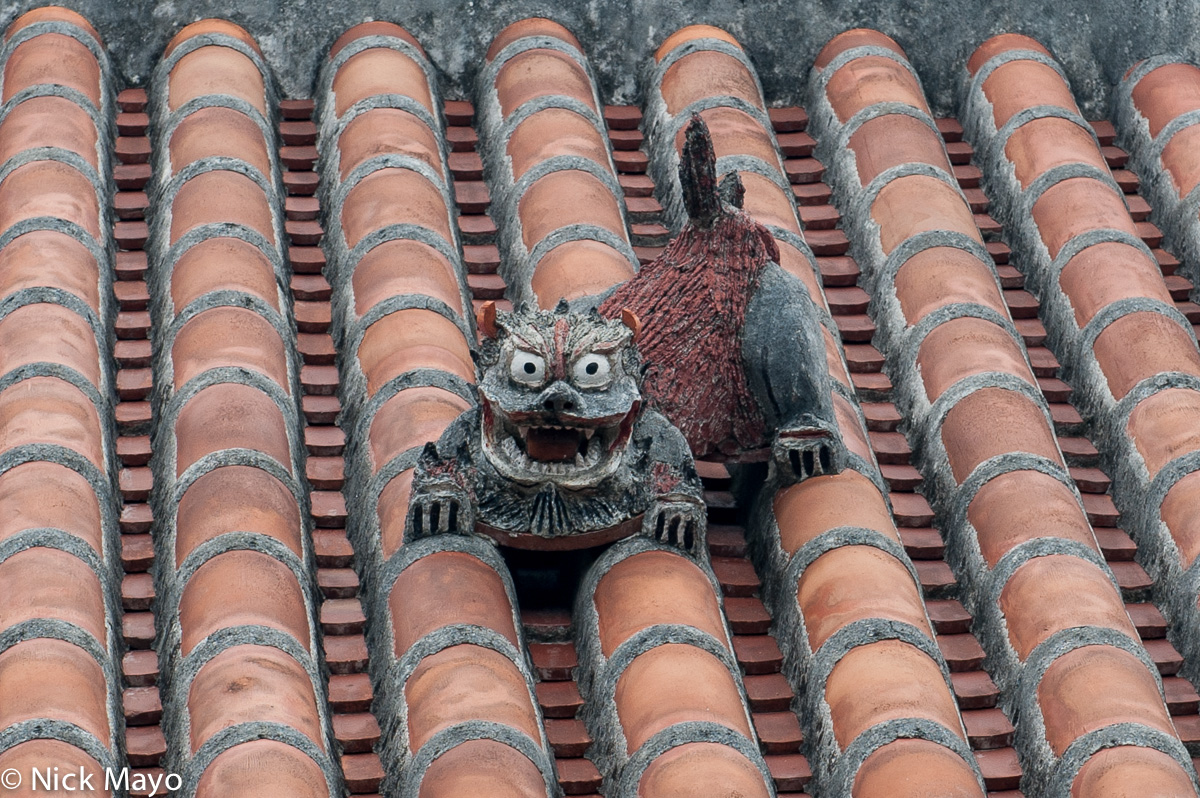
left=957, top=33, right=1199, bottom=794
left=476, top=18, right=637, bottom=307
left=0, top=6, right=123, bottom=791
left=316, top=22, right=554, bottom=797
left=644, top=25, right=979, bottom=797
left=146, top=20, right=340, bottom=797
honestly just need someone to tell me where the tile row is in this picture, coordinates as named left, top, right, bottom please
left=965, top=34, right=1200, bottom=790
left=813, top=28, right=1196, bottom=796
left=475, top=18, right=638, bottom=307
left=644, top=26, right=983, bottom=797
left=0, top=7, right=124, bottom=790
left=145, top=20, right=341, bottom=796
left=316, top=21, right=558, bottom=797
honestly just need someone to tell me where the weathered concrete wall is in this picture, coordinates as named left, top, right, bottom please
left=10, top=0, right=1197, bottom=120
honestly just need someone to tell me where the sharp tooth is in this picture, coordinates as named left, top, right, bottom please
left=575, top=453, right=585, bottom=467
left=584, top=428, right=595, bottom=440
left=519, top=426, right=530, bottom=438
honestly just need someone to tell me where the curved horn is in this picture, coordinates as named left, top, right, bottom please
left=476, top=300, right=498, bottom=338
left=620, top=307, right=642, bottom=342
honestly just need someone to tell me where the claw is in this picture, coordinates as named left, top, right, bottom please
left=775, top=428, right=847, bottom=484
left=642, top=498, right=707, bottom=557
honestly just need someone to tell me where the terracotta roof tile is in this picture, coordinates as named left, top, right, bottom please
left=143, top=19, right=341, bottom=794
left=8, top=7, right=1200, bottom=796
left=0, top=7, right=124, bottom=789
left=959, top=32, right=1199, bottom=792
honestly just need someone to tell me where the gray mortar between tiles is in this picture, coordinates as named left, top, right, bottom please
left=806, top=44, right=1183, bottom=795
left=0, top=22, right=127, bottom=772
left=570, top=535, right=775, bottom=797
left=142, top=46, right=344, bottom=795
left=474, top=34, right=637, bottom=307
left=23, top=0, right=1200, bottom=120
left=639, top=36, right=980, bottom=797
left=957, top=53, right=1200, bottom=791
left=314, top=50, right=564, bottom=798
left=1114, top=56, right=1200, bottom=297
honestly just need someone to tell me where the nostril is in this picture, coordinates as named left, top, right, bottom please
left=543, top=400, right=554, bottom=411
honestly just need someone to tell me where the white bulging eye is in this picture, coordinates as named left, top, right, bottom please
left=510, top=350, right=546, bottom=385
left=573, top=354, right=611, bottom=387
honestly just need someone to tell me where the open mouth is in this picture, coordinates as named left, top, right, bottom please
left=482, top=403, right=635, bottom=483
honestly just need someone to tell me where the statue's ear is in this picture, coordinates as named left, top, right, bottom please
left=620, top=307, right=642, bottom=342
left=476, top=300, right=498, bottom=338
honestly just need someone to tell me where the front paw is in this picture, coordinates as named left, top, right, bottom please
left=643, top=496, right=706, bottom=556
left=774, top=428, right=846, bottom=483
left=406, top=485, right=472, bottom=541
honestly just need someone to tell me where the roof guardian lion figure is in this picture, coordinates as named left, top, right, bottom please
left=405, top=301, right=707, bottom=556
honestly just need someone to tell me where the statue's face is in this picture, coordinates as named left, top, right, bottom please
left=477, top=305, right=641, bottom=488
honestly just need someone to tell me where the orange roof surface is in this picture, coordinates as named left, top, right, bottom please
left=4, top=6, right=1200, bottom=798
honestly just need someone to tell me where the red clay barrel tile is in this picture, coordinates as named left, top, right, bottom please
left=169, top=169, right=275, bottom=245
left=5, top=6, right=101, bottom=42
left=981, top=58, right=1079, bottom=129
left=0, top=95, right=98, bottom=166
left=167, top=45, right=267, bottom=114
left=331, top=48, right=433, bottom=117
left=172, top=382, right=292, bottom=476
left=1057, top=242, right=1172, bottom=328
left=635, top=742, right=771, bottom=798
left=389, top=551, right=521, bottom=653
left=0, top=303, right=101, bottom=386
left=530, top=239, right=637, bottom=303
left=0, top=376, right=104, bottom=467
left=367, top=387, right=470, bottom=470
left=1070, top=745, right=1197, bottom=796
left=322, top=21, right=552, bottom=796
left=772, top=471, right=900, bottom=555
left=892, top=247, right=1005, bottom=324
left=1038, top=646, right=1176, bottom=756
left=329, top=20, right=425, bottom=61
left=1126, top=388, right=1200, bottom=478
left=916, top=316, right=1034, bottom=401
left=338, top=108, right=443, bottom=180
left=1130, top=62, right=1200, bottom=137
left=814, top=28, right=906, bottom=69
left=660, top=50, right=762, bottom=116
left=999, top=556, right=1136, bottom=659
left=177, top=550, right=311, bottom=655
left=187, top=645, right=323, bottom=750
left=796, top=545, right=930, bottom=650
left=351, top=241, right=464, bottom=316
left=153, top=20, right=338, bottom=796
left=0, top=232, right=100, bottom=313
left=870, top=175, right=981, bottom=254
left=853, top=738, right=983, bottom=797
left=0, top=461, right=101, bottom=551
left=939, top=388, right=1060, bottom=483
left=1029, top=177, right=1137, bottom=260
left=0, top=160, right=101, bottom=239
left=0, top=639, right=110, bottom=743
left=517, top=170, right=625, bottom=249
left=2, top=34, right=101, bottom=105
left=175, top=466, right=302, bottom=565
left=0, top=548, right=106, bottom=644
left=170, top=237, right=280, bottom=311
left=614, top=644, right=753, bottom=750
left=967, top=470, right=1098, bottom=567
left=487, top=17, right=582, bottom=61
left=1158, top=123, right=1200, bottom=196
left=418, top=739, right=549, bottom=798
left=593, top=551, right=726, bottom=657
left=849, top=113, right=950, bottom=185
left=169, top=105, right=272, bottom=177
left=1093, top=312, right=1200, bottom=400
left=404, top=645, right=542, bottom=752
left=506, top=107, right=610, bottom=181
left=193, top=740, right=328, bottom=798
left=163, top=18, right=263, bottom=58
left=1004, top=117, right=1108, bottom=189
left=356, top=310, right=474, bottom=393
left=493, top=49, right=596, bottom=118
left=654, top=24, right=742, bottom=62
left=1160, top=471, right=1200, bottom=568
left=825, top=56, right=930, bottom=124
left=824, top=640, right=964, bottom=748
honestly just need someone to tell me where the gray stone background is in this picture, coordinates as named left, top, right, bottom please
left=7, top=0, right=1197, bottom=124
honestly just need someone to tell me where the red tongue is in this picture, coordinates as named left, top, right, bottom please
left=525, top=427, right=580, bottom=462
